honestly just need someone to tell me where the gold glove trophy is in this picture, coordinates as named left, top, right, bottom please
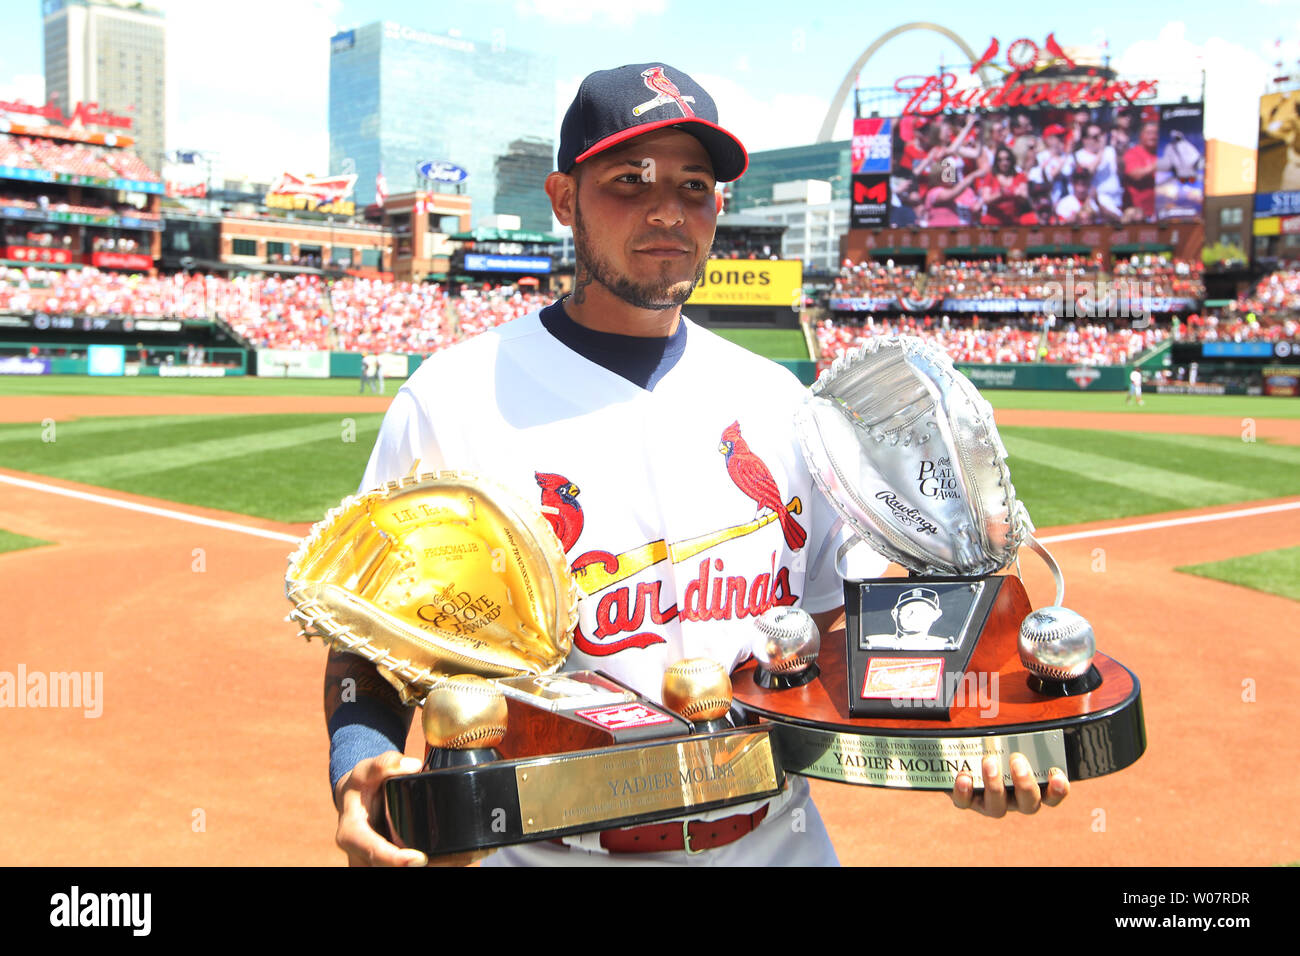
left=731, top=338, right=1146, bottom=790
left=286, top=471, right=782, bottom=857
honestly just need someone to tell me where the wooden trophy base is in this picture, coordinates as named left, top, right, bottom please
left=385, top=672, right=785, bottom=855
left=732, top=576, right=1145, bottom=789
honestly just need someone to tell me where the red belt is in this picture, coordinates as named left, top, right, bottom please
left=552, top=805, right=769, bottom=855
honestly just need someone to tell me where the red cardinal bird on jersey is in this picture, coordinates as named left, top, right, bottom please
left=535, top=471, right=583, bottom=552
left=718, top=421, right=806, bottom=551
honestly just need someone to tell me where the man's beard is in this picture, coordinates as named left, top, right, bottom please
left=572, top=199, right=710, bottom=311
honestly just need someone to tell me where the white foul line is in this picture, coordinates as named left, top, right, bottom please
left=3, top=472, right=1297, bottom=549
left=1037, top=500, right=1300, bottom=544
left=0, top=473, right=300, bottom=543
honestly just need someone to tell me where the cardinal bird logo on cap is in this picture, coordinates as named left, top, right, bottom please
left=634, top=66, right=696, bottom=118
left=719, top=422, right=807, bottom=551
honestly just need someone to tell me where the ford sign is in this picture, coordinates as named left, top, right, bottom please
left=418, top=160, right=469, bottom=184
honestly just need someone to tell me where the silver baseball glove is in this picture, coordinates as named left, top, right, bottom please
left=796, top=336, right=1059, bottom=595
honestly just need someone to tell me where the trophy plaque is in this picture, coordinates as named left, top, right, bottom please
left=731, top=338, right=1146, bottom=790
left=385, top=668, right=783, bottom=856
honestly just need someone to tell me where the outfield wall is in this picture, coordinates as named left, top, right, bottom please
left=957, top=364, right=1131, bottom=391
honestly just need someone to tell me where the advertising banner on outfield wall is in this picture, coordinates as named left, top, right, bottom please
left=87, top=344, right=125, bottom=376
left=257, top=349, right=330, bottom=378
left=0, top=356, right=49, bottom=375
left=1262, top=366, right=1300, bottom=397
left=957, top=363, right=1130, bottom=391
left=687, top=259, right=803, bottom=307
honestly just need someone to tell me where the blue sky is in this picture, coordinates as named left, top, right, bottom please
left=1, top=0, right=1294, bottom=180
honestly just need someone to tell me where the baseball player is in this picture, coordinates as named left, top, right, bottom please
left=1126, top=368, right=1144, bottom=406
left=327, top=63, right=1069, bottom=868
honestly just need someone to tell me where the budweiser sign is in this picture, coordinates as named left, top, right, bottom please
left=266, top=171, right=356, bottom=205
left=894, top=32, right=1159, bottom=116
left=91, top=252, right=152, bottom=270
left=0, top=98, right=133, bottom=130
left=265, top=171, right=357, bottom=215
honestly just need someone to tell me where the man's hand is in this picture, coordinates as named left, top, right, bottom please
left=334, top=751, right=430, bottom=867
left=334, top=751, right=497, bottom=867
left=950, top=752, right=1069, bottom=817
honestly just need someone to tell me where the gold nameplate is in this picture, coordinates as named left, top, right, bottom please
left=515, top=731, right=778, bottom=834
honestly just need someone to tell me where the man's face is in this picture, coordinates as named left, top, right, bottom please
left=1141, top=123, right=1159, bottom=150
left=1082, top=126, right=1104, bottom=154
left=562, top=129, right=717, bottom=311
left=894, top=600, right=941, bottom=636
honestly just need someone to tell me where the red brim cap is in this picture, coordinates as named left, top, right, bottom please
left=559, top=62, right=749, bottom=182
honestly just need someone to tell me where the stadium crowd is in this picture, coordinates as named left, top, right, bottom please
left=0, top=258, right=1295, bottom=364
left=815, top=314, right=1167, bottom=366
left=0, top=134, right=160, bottom=184
left=0, top=266, right=549, bottom=353
left=833, top=254, right=1204, bottom=302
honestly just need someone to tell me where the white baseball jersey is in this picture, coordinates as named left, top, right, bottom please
left=359, top=306, right=886, bottom=865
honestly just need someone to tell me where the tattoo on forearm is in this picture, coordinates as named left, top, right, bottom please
left=324, top=648, right=408, bottom=725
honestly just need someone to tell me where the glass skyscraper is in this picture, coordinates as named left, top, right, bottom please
left=329, top=22, right=555, bottom=232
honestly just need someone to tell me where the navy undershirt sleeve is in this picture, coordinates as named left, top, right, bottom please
left=539, top=298, right=686, bottom=390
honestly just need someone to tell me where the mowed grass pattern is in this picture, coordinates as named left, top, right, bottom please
left=0, top=414, right=384, bottom=522
left=1177, top=546, right=1300, bottom=603
left=999, top=427, right=1300, bottom=527
left=0, top=529, right=53, bottom=554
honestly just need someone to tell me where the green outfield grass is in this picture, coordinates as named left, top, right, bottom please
left=983, top=389, right=1300, bottom=418
left=2, top=410, right=1296, bottom=527
left=0, top=529, right=53, bottom=555
left=0, top=375, right=410, bottom=397
left=3, top=375, right=1298, bottom=418
left=999, top=426, right=1300, bottom=527
left=0, top=413, right=384, bottom=522
left=710, top=327, right=810, bottom=360
left=1176, top=546, right=1300, bottom=603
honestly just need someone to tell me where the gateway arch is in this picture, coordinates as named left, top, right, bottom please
left=817, top=22, right=997, bottom=142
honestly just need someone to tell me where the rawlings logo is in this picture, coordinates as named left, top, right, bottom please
left=875, top=491, right=940, bottom=535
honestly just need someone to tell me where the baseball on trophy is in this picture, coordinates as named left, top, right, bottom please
left=751, top=605, right=821, bottom=689
left=662, top=658, right=733, bottom=728
left=421, top=674, right=509, bottom=755
left=1018, top=606, right=1101, bottom=696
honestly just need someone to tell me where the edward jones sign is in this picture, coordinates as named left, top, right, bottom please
left=688, top=260, right=803, bottom=307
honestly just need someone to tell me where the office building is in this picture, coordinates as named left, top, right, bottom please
left=728, top=140, right=852, bottom=216
left=330, top=21, right=555, bottom=232
left=42, top=0, right=167, bottom=173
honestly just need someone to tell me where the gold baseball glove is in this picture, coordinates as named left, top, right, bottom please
left=286, top=470, right=577, bottom=705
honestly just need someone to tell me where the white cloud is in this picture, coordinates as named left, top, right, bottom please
left=695, top=72, right=840, bottom=153
left=1111, top=21, right=1271, bottom=148
left=158, top=0, right=342, bottom=181
left=515, top=0, right=667, bottom=28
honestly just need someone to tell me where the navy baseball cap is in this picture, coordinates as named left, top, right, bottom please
left=558, top=63, right=748, bottom=182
